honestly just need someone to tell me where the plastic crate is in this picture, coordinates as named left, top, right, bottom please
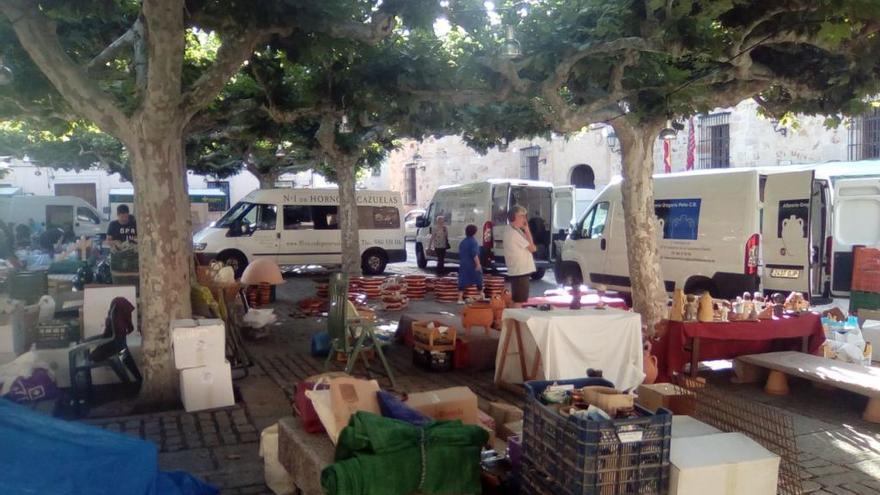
left=850, top=291, right=880, bottom=315
left=32, top=320, right=78, bottom=349
left=522, top=378, right=673, bottom=495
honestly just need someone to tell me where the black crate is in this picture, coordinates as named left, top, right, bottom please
left=32, top=320, right=78, bottom=349
left=412, top=347, right=453, bottom=372
left=523, top=378, right=673, bottom=495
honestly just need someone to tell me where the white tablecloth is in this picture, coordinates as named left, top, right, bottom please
left=493, top=307, right=645, bottom=391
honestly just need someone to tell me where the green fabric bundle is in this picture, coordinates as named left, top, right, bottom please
left=321, top=412, right=488, bottom=495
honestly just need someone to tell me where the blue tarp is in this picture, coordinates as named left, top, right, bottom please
left=0, top=399, right=218, bottom=495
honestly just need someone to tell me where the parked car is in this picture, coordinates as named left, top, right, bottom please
left=193, top=188, right=406, bottom=276
left=404, top=208, right=425, bottom=241
left=414, top=179, right=560, bottom=279
left=557, top=161, right=880, bottom=301
left=0, top=195, right=105, bottom=239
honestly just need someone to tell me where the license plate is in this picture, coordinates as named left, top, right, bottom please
left=770, top=268, right=800, bottom=279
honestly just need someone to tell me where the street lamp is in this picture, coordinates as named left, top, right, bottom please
left=501, top=26, right=521, bottom=59
left=659, top=119, right=677, bottom=140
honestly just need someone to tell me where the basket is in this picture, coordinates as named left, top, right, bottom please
left=522, top=378, right=673, bottom=495
left=412, top=320, right=457, bottom=351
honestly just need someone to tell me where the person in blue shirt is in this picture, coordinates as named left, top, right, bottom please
left=457, top=224, right=483, bottom=303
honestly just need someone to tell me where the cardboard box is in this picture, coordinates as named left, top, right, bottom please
left=499, top=420, right=523, bottom=441
left=406, top=386, right=478, bottom=424
left=670, top=432, right=780, bottom=495
left=672, top=416, right=722, bottom=439
left=180, top=361, right=235, bottom=413
left=487, top=401, right=523, bottom=428
left=637, top=383, right=695, bottom=415
left=172, top=319, right=226, bottom=370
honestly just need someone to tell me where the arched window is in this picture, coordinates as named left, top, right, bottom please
left=570, top=164, right=595, bottom=189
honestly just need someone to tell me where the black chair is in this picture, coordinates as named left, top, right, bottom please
left=68, top=297, right=141, bottom=415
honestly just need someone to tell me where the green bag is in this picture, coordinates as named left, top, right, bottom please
left=321, top=412, right=488, bottom=495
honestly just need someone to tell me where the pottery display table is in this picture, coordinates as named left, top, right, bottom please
left=652, top=314, right=825, bottom=381
left=493, top=308, right=644, bottom=392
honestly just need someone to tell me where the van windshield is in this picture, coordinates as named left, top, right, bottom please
left=215, top=202, right=253, bottom=228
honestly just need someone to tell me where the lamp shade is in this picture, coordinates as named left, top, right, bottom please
left=240, top=258, right=284, bottom=285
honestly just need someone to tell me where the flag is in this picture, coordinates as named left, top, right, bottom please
left=686, top=116, right=696, bottom=171
left=663, top=139, right=671, bottom=173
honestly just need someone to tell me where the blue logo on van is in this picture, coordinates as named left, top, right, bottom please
left=654, top=199, right=701, bottom=240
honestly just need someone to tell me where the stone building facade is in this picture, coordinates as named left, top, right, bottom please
left=381, top=99, right=856, bottom=212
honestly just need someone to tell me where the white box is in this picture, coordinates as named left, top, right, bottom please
left=171, top=319, right=225, bottom=370
left=179, top=361, right=234, bottom=413
left=671, top=432, right=780, bottom=495
left=861, top=320, right=880, bottom=361
left=672, top=415, right=722, bottom=439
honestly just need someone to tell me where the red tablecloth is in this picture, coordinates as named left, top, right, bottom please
left=524, top=293, right=628, bottom=309
left=652, top=313, right=826, bottom=382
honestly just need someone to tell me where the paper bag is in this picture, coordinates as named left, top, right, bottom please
left=305, top=388, right=341, bottom=444
left=328, top=377, right=381, bottom=434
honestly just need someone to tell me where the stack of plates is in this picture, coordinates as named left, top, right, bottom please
left=434, top=277, right=460, bottom=303
left=382, top=293, right=408, bottom=311
left=463, top=284, right=483, bottom=300
left=348, top=292, right=368, bottom=306
left=483, top=275, right=505, bottom=297
left=348, top=277, right=362, bottom=294
left=314, top=280, right=329, bottom=299
left=404, top=275, right=427, bottom=300
left=424, top=277, right=436, bottom=292
left=360, top=277, right=385, bottom=299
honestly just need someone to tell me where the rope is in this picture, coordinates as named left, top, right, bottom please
left=417, top=427, right=428, bottom=492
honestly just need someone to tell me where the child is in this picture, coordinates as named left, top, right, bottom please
left=457, top=224, right=483, bottom=303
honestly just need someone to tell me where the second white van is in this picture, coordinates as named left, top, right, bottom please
left=193, top=188, right=406, bottom=275
left=0, top=195, right=106, bottom=238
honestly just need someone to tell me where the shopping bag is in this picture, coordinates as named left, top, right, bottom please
left=260, top=424, right=295, bottom=495
left=328, top=377, right=380, bottom=436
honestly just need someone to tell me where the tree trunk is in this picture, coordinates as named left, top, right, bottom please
left=127, top=120, right=193, bottom=406
left=257, top=172, right=279, bottom=189
left=613, top=119, right=668, bottom=334
left=335, top=158, right=361, bottom=275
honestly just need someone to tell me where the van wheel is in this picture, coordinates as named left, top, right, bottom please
left=531, top=269, right=547, bottom=281
left=684, top=276, right=718, bottom=297
left=362, top=249, right=388, bottom=275
left=415, top=243, right=428, bottom=269
left=217, top=250, right=248, bottom=278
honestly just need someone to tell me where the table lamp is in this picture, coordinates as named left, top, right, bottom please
left=240, top=258, right=284, bottom=307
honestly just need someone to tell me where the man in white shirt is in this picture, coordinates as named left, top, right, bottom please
left=503, top=205, right=537, bottom=307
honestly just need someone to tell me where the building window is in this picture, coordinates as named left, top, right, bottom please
left=697, top=113, right=730, bottom=169
left=404, top=164, right=417, bottom=205
left=206, top=180, right=230, bottom=211
left=569, top=164, right=595, bottom=189
left=520, top=146, right=540, bottom=180
left=848, top=108, right=880, bottom=161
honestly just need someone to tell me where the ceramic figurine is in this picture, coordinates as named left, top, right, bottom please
left=719, top=301, right=730, bottom=322
left=670, top=288, right=685, bottom=322
left=732, top=296, right=744, bottom=315
left=772, top=293, right=786, bottom=318
left=742, top=291, right=755, bottom=316
left=684, top=294, right=698, bottom=322
left=698, top=292, right=714, bottom=322
left=752, top=293, right=764, bottom=312
left=757, top=304, right=773, bottom=319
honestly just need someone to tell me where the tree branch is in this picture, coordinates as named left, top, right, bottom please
left=181, top=26, right=292, bottom=119
left=323, top=9, right=395, bottom=45
left=0, top=1, right=130, bottom=138
left=86, top=21, right=137, bottom=71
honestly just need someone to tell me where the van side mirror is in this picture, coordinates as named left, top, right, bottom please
left=415, top=215, right=428, bottom=228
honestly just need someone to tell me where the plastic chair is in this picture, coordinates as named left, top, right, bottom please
left=68, top=297, right=141, bottom=416
left=324, top=273, right=397, bottom=389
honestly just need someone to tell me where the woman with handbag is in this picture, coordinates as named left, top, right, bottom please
left=428, top=215, right=450, bottom=275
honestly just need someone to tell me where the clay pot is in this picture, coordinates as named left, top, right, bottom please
left=490, top=294, right=506, bottom=329
left=697, top=292, right=714, bottom=322
left=643, top=351, right=659, bottom=385
left=669, top=288, right=685, bottom=322
left=462, top=302, right=494, bottom=336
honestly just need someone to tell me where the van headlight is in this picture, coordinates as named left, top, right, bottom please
left=193, top=242, right=207, bottom=251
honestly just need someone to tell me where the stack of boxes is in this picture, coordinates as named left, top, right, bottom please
left=171, top=319, right=234, bottom=412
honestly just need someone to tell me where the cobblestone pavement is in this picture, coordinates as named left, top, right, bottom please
left=73, top=247, right=878, bottom=494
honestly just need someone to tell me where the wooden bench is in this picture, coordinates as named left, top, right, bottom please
left=735, top=351, right=880, bottom=423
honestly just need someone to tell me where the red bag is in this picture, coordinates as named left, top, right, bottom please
left=293, top=380, right=328, bottom=433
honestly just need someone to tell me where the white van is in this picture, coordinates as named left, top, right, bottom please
left=0, top=195, right=105, bottom=238
left=414, top=179, right=557, bottom=279
left=192, top=188, right=406, bottom=276
left=558, top=161, right=880, bottom=301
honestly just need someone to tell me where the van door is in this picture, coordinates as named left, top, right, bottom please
left=46, top=205, right=74, bottom=237
left=567, top=201, right=610, bottom=285
left=240, top=203, right=280, bottom=260
left=761, top=170, right=814, bottom=295
left=279, top=204, right=341, bottom=265
left=552, top=186, right=574, bottom=261
left=75, top=206, right=104, bottom=237
left=830, top=177, right=880, bottom=296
